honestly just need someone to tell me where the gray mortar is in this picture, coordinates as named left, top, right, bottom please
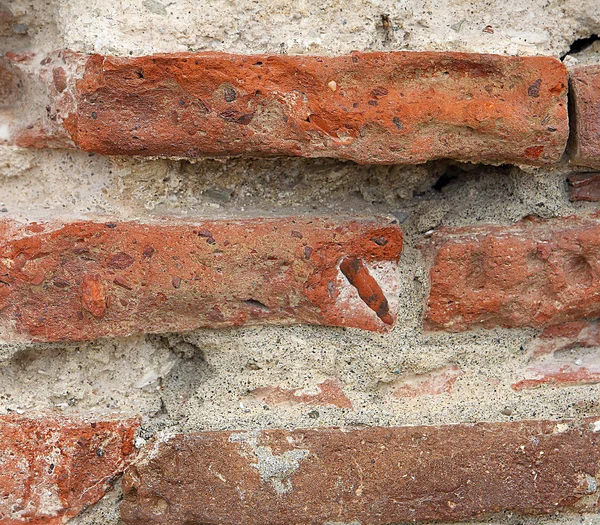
left=2, top=0, right=600, bottom=524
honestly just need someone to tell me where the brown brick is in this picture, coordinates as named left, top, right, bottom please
left=0, top=217, right=402, bottom=342
left=570, top=66, right=600, bottom=169
left=513, top=320, right=600, bottom=390
left=0, top=414, right=138, bottom=525
left=6, top=51, right=568, bottom=165
left=569, top=173, right=600, bottom=201
left=421, top=215, right=600, bottom=331
left=121, top=419, right=600, bottom=525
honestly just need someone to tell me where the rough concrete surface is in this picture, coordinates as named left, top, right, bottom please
left=2, top=0, right=600, bottom=523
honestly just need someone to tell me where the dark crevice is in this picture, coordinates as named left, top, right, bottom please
left=243, top=299, right=270, bottom=311
left=432, top=165, right=466, bottom=192
left=561, top=34, right=600, bottom=59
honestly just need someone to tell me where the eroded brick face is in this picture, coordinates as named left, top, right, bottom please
left=121, top=419, right=600, bottom=525
left=422, top=215, right=600, bottom=331
left=570, top=66, right=600, bottom=169
left=7, top=51, right=568, bottom=165
left=0, top=217, right=402, bottom=342
left=0, top=414, right=138, bottom=525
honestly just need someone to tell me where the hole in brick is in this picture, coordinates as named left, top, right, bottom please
left=243, top=299, right=270, bottom=311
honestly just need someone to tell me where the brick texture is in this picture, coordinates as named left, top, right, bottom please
left=6, top=51, right=568, bottom=165
left=421, top=215, right=600, bottom=331
left=0, top=414, right=138, bottom=525
left=121, top=419, right=600, bottom=525
left=569, top=173, right=600, bottom=201
left=570, top=66, right=600, bottom=169
left=0, top=217, right=402, bottom=342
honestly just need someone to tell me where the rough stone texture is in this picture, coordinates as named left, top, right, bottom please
left=46, top=0, right=600, bottom=58
left=0, top=414, right=139, bottom=525
left=422, top=215, right=600, bottom=332
left=569, top=66, right=600, bottom=169
left=513, top=320, right=600, bottom=390
left=569, top=173, right=600, bottom=201
left=5, top=51, right=568, bottom=166
left=121, top=419, right=600, bottom=525
left=0, top=217, right=402, bottom=342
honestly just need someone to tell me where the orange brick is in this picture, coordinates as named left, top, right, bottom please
left=0, top=217, right=402, bottom=342
left=5, top=51, right=568, bottom=165
left=422, top=215, right=600, bottom=331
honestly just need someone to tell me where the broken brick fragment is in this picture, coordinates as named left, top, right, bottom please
left=513, top=319, right=600, bottom=389
left=245, top=378, right=353, bottom=409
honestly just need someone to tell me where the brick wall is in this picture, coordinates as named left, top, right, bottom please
left=2, top=1, right=600, bottom=524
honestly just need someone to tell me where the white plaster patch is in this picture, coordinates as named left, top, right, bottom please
left=229, top=431, right=309, bottom=494
left=0, top=125, right=10, bottom=142
left=553, top=423, right=569, bottom=434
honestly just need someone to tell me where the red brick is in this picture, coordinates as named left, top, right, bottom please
left=121, top=418, right=600, bottom=525
left=384, top=364, right=463, bottom=398
left=570, top=66, right=600, bottom=169
left=0, top=217, right=402, bottom=342
left=513, top=320, right=600, bottom=389
left=4, top=51, right=568, bottom=165
left=569, top=173, right=600, bottom=201
left=244, top=378, right=352, bottom=409
left=421, top=215, right=600, bottom=331
left=0, top=414, right=138, bottom=524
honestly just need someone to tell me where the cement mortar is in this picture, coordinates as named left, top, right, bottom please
left=2, top=0, right=600, bottom=523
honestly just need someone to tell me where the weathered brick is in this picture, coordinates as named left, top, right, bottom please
left=513, top=320, right=600, bottom=389
left=570, top=66, right=600, bottom=169
left=121, top=419, right=600, bottom=525
left=0, top=217, right=402, bottom=342
left=0, top=3, right=14, bottom=37
left=0, top=414, right=138, bottom=525
left=5, top=51, right=568, bottom=165
left=244, top=378, right=352, bottom=409
left=422, top=215, right=600, bottom=331
left=569, top=173, right=600, bottom=201
left=383, top=364, right=463, bottom=398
